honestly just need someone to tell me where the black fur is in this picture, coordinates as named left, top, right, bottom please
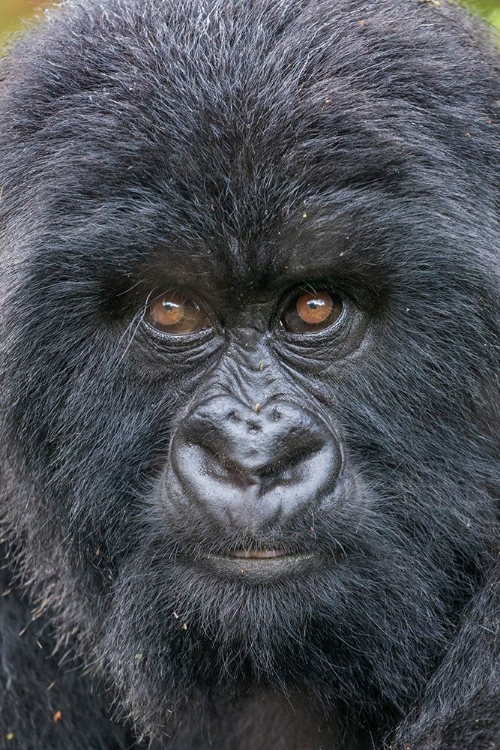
left=1, top=1, right=500, bottom=748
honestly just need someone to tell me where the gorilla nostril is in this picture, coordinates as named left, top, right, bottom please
left=246, top=419, right=262, bottom=433
left=271, top=407, right=283, bottom=422
left=213, top=455, right=267, bottom=486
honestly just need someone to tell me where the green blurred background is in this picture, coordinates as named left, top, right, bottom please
left=2, top=0, right=43, bottom=34
left=1, top=0, right=500, bottom=35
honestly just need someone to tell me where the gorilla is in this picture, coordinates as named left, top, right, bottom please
left=1, top=0, right=500, bottom=748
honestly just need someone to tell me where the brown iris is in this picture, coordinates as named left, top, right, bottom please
left=148, top=292, right=211, bottom=335
left=281, top=291, right=343, bottom=334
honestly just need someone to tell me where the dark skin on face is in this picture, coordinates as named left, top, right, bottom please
left=144, top=267, right=349, bottom=539
left=103, top=246, right=375, bottom=749
left=120, top=229, right=371, bottom=558
left=1, top=1, right=500, bottom=749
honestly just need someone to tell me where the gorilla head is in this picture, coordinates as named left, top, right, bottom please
left=1, top=1, right=500, bottom=748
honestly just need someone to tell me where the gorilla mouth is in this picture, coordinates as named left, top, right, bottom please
left=204, top=549, right=317, bottom=578
left=226, top=548, right=290, bottom=559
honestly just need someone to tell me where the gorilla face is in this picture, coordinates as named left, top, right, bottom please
left=1, top=0, right=500, bottom=743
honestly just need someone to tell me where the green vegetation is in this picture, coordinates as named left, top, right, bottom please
left=1, top=1, right=45, bottom=34
left=1, top=0, right=500, bottom=35
left=0, top=0, right=499, bottom=49
left=467, top=0, right=500, bottom=24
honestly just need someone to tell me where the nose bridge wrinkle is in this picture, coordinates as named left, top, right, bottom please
left=218, top=338, right=282, bottom=406
left=226, top=327, right=268, bottom=365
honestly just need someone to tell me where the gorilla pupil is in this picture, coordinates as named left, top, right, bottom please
left=162, top=300, right=184, bottom=324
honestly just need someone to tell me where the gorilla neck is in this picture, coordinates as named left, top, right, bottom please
left=161, top=690, right=372, bottom=750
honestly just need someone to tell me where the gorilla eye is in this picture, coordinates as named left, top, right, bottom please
left=281, top=291, right=343, bottom=334
left=147, top=292, right=211, bottom=335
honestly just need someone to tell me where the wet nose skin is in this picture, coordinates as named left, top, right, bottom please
left=170, top=396, right=341, bottom=530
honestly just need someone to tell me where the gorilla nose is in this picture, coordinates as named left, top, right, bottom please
left=170, top=396, right=341, bottom=529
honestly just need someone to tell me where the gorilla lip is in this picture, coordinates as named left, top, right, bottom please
left=204, top=550, right=317, bottom=577
left=226, top=549, right=289, bottom=559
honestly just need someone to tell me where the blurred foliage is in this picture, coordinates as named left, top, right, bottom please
left=466, top=0, right=500, bottom=24
left=0, top=0, right=500, bottom=37
left=1, top=1, right=47, bottom=34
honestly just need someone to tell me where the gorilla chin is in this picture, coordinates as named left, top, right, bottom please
left=1, top=0, right=500, bottom=749
left=101, top=496, right=436, bottom=744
